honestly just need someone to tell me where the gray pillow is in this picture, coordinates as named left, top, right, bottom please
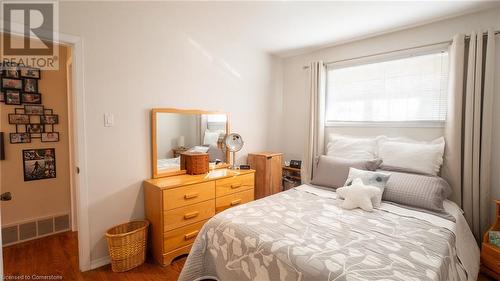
left=379, top=170, right=452, bottom=213
left=344, top=168, right=391, bottom=208
left=311, top=156, right=382, bottom=189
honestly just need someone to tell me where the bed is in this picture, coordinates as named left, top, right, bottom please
left=157, top=157, right=180, bottom=171
left=178, top=184, right=479, bottom=281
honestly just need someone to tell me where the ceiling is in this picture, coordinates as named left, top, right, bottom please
left=181, top=1, right=499, bottom=58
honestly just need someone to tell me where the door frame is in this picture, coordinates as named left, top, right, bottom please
left=2, top=25, right=92, bottom=271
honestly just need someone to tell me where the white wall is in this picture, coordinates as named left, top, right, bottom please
left=281, top=8, right=500, bottom=220
left=58, top=2, right=282, bottom=264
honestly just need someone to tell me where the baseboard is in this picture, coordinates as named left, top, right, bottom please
left=90, top=255, right=110, bottom=270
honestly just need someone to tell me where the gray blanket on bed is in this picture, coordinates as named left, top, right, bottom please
left=179, top=188, right=466, bottom=281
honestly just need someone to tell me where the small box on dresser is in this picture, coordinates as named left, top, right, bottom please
left=180, top=152, right=209, bottom=175
left=144, top=168, right=255, bottom=266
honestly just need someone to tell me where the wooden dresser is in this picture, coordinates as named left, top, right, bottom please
left=248, top=152, right=283, bottom=199
left=144, top=168, right=255, bottom=266
left=481, top=200, right=500, bottom=279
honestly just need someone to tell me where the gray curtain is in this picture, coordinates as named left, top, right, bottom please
left=301, top=61, right=326, bottom=183
left=443, top=30, right=496, bottom=241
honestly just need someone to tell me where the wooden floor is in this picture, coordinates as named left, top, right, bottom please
left=3, top=231, right=186, bottom=281
left=2, top=231, right=495, bottom=281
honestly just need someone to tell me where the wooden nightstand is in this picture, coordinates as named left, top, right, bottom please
left=172, top=147, right=188, bottom=158
left=282, top=166, right=301, bottom=190
left=481, top=200, right=500, bottom=280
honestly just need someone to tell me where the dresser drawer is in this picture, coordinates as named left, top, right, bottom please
left=215, top=173, right=254, bottom=197
left=164, top=200, right=215, bottom=232
left=216, top=188, right=254, bottom=213
left=163, top=219, right=208, bottom=253
left=163, top=182, right=215, bottom=211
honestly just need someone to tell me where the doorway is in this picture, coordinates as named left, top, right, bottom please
left=0, top=36, right=80, bottom=277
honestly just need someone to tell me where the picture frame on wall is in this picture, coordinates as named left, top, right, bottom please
left=24, top=105, right=44, bottom=115
left=23, top=78, right=38, bottom=93
left=0, top=91, right=5, bottom=102
left=41, top=115, right=58, bottom=124
left=23, top=148, right=56, bottom=181
left=8, top=114, right=30, bottom=124
left=1, top=78, right=23, bottom=91
left=20, top=68, right=41, bottom=79
left=27, top=124, right=44, bottom=134
left=10, top=133, right=31, bottom=144
left=5, top=90, right=21, bottom=105
left=22, top=93, right=42, bottom=104
left=2, top=67, right=20, bottom=78
left=41, top=132, right=59, bottom=142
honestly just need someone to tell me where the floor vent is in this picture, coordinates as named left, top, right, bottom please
left=37, top=219, right=54, bottom=236
left=54, top=214, right=70, bottom=232
left=2, top=213, right=70, bottom=246
left=2, top=226, right=18, bottom=245
left=19, top=222, right=37, bottom=240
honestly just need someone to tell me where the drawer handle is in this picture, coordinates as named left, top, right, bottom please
left=184, top=211, right=199, bottom=220
left=184, top=230, right=199, bottom=240
left=184, top=193, right=199, bottom=200
left=230, top=199, right=242, bottom=206
left=231, top=184, right=242, bottom=189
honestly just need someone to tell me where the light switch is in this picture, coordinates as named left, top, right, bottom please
left=104, top=113, right=114, bottom=127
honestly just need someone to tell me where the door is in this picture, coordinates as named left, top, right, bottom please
left=0, top=191, right=12, bottom=276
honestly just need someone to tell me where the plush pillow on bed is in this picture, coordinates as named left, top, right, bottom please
left=311, top=156, right=382, bottom=188
left=378, top=136, right=445, bottom=176
left=380, top=170, right=452, bottom=213
left=203, top=130, right=221, bottom=146
left=336, top=178, right=381, bottom=212
left=343, top=168, right=391, bottom=208
left=326, top=134, right=378, bottom=160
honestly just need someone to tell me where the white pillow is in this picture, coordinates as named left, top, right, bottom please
left=326, top=134, right=378, bottom=160
left=336, top=178, right=380, bottom=212
left=378, top=137, right=445, bottom=176
left=188, top=145, right=210, bottom=153
left=203, top=130, right=220, bottom=146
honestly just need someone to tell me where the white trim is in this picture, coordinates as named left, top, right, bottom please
left=326, top=42, right=450, bottom=69
left=325, top=120, right=445, bottom=128
left=70, top=37, right=92, bottom=272
left=90, top=255, right=111, bottom=270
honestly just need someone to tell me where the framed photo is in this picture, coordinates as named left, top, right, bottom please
left=20, top=68, right=41, bottom=79
left=2, top=78, right=22, bottom=90
left=2, top=67, right=20, bottom=78
left=27, top=124, right=44, bottom=133
left=22, top=93, right=42, bottom=104
left=23, top=78, right=38, bottom=93
left=0, top=92, right=4, bottom=102
left=24, top=105, right=44, bottom=115
left=41, top=114, right=58, bottom=124
left=23, top=148, right=56, bottom=181
left=5, top=90, right=21, bottom=105
left=41, top=132, right=59, bottom=142
left=10, top=133, right=31, bottom=144
left=8, top=114, right=30, bottom=124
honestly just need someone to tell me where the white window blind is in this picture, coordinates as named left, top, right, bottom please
left=326, top=50, right=449, bottom=126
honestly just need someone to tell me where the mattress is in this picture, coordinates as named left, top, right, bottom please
left=157, top=157, right=180, bottom=171
left=179, top=184, right=479, bottom=281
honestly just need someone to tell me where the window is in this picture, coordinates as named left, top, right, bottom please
left=326, top=48, right=449, bottom=126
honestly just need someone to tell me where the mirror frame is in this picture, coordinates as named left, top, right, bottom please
left=151, top=108, right=231, bottom=179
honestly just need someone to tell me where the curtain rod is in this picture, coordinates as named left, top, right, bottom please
left=302, top=30, right=500, bottom=70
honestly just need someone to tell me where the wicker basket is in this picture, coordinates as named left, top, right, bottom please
left=105, top=220, right=149, bottom=272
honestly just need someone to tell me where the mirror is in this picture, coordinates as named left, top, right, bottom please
left=152, top=108, right=230, bottom=178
